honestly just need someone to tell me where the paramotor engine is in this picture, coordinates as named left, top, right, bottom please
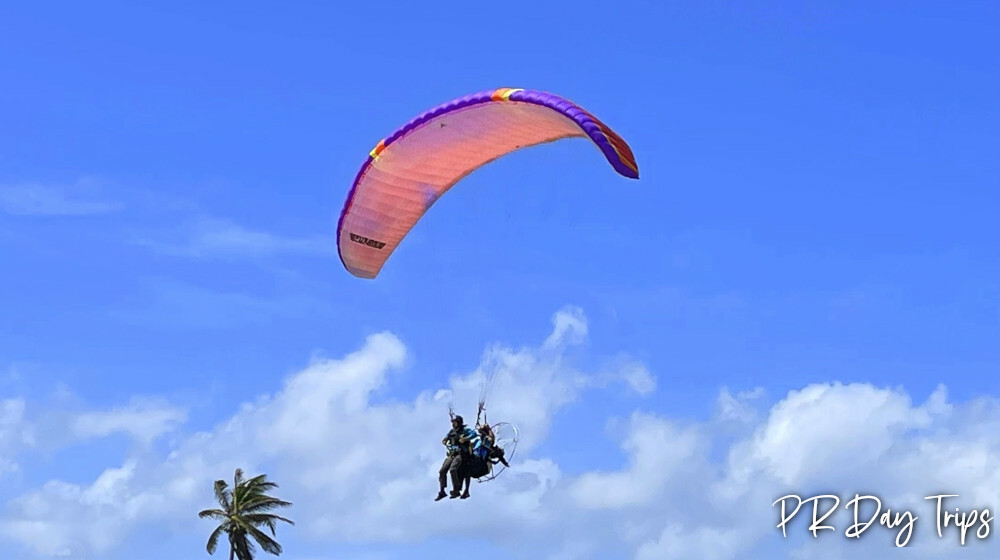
left=477, top=420, right=518, bottom=483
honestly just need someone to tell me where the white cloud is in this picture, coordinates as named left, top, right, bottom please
left=619, top=362, right=657, bottom=395
left=544, top=306, right=588, bottom=348
left=0, top=184, right=121, bottom=216
left=3, top=309, right=1000, bottom=559
left=71, top=398, right=186, bottom=444
left=0, top=398, right=34, bottom=477
left=717, top=383, right=950, bottom=500
left=635, top=524, right=746, bottom=560
left=716, top=386, right=765, bottom=424
left=583, top=358, right=657, bottom=396
left=570, top=413, right=703, bottom=510
left=0, top=462, right=145, bottom=556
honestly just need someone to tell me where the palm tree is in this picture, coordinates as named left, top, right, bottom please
left=199, top=468, right=295, bottom=560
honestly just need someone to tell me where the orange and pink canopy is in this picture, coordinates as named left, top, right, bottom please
left=336, top=88, right=639, bottom=279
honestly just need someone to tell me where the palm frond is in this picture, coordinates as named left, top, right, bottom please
left=198, top=509, right=231, bottom=522
left=240, top=496, right=293, bottom=514
left=244, top=513, right=294, bottom=527
left=214, top=480, right=232, bottom=510
left=234, top=518, right=283, bottom=556
left=205, top=524, right=226, bottom=555
left=244, top=473, right=276, bottom=487
left=243, top=513, right=294, bottom=537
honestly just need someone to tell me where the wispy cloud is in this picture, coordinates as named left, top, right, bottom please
left=0, top=184, right=122, bottom=216
left=0, top=398, right=33, bottom=477
left=109, top=276, right=333, bottom=329
left=71, top=397, right=186, bottom=445
left=131, top=217, right=335, bottom=259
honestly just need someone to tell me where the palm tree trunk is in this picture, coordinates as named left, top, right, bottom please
left=229, top=542, right=235, bottom=560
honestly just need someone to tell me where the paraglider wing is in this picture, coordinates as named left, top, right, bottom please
left=336, top=88, right=639, bottom=279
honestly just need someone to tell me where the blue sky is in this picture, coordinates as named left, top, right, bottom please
left=2, top=1, right=999, bottom=559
